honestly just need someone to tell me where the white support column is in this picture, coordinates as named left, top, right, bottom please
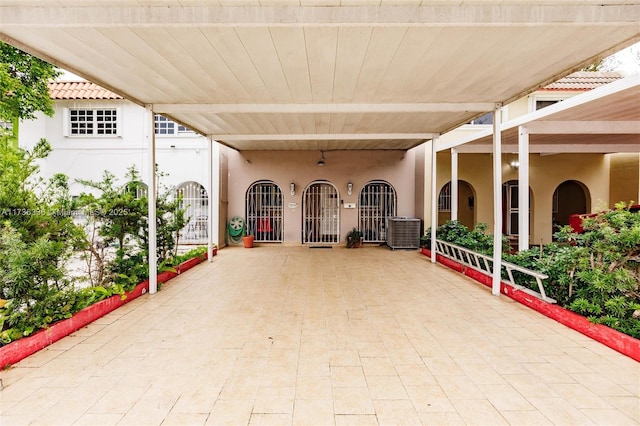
left=518, top=126, right=530, bottom=252
left=207, top=137, right=221, bottom=261
left=145, top=105, right=158, bottom=294
left=451, top=148, right=459, bottom=221
left=212, top=143, right=220, bottom=248
left=207, top=137, right=214, bottom=262
left=491, top=105, right=503, bottom=296
left=430, top=135, right=439, bottom=263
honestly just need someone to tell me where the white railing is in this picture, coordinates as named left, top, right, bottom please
left=435, top=239, right=556, bottom=304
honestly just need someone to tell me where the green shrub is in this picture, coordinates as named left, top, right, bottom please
left=0, top=157, right=192, bottom=345
left=169, top=246, right=208, bottom=266
left=77, top=166, right=187, bottom=290
left=0, top=140, right=85, bottom=345
left=431, top=213, right=640, bottom=339
left=424, top=220, right=504, bottom=255
left=0, top=224, right=75, bottom=342
left=507, top=205, right=640, bottom=338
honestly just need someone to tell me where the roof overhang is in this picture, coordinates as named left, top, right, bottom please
left=439, top=74, right=640, bottom=154
left=1, top=1, right=639, bottom=151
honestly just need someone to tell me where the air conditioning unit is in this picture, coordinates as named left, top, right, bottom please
left=386, top=217, right=421, bottom=250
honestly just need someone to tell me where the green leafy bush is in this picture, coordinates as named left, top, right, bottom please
left=0, top=155, right=193, bottom=345
left=424, top=220, right=503, bottom=255
left=76, top=166, right=187, bottom=290
left=0, top=140, right=85, bottom=345
left=432, top=212, right=640, bottom=339
left=168, top=246, right=208, bottom=267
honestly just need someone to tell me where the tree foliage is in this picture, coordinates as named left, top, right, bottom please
left=0, top=46, right=195, bottom=346
left=0, top=140, right=85, bottom=344
left=76, top=166, right=187, bottom=288
left=0, top=41, right=60, bottom=122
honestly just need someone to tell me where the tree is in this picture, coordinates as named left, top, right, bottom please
left=582, top=42, right=640, bottom=73
left=77, top=166, right=187, bottom=288
left=0, top=42, right=60, bottom=122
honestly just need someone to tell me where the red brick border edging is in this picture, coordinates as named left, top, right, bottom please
left=0, top=250, right=214, bottom=369
left=421, top=248, right=640, bottom=362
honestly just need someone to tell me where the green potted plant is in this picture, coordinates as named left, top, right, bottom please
left=346, top=228, right=363, bottom=248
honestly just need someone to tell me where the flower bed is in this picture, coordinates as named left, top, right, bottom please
left=0, top=250, right=213, bottom=369
left=421, top=247, right=640, bottom=362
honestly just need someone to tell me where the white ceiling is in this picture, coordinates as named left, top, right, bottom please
left=1, top=1, right=639, bottom=151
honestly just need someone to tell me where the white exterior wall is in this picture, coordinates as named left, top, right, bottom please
left=19, top=100, right=210, bottom=196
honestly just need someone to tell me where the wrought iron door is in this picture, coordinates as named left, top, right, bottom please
left=303, top=181, right=339, bottom=244
left=359, top=181, right=396, bottom=243
left=246, top=181, right=283, bottom=242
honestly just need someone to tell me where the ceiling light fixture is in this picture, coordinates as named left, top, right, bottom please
left=317, top=151, right=325, bottom=166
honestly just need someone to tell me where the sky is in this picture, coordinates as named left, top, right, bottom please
left=601, top=42, right=640, bottom=75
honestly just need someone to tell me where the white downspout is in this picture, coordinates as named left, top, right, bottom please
left=518, top=126, right=530, bottom=252
left=492, top=104, right=503, bottom=296
left=145, top=105, right=157, bottom=294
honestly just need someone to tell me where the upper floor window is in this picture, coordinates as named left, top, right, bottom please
left=155, top=114, right=191, bottom=135
left=530, top=94, right=569, bottom=112
left=69, top=109, right=117, bottom=136
left=535, top=100, right=560, bottom=110
left=467, top=112, right=493, bottom=125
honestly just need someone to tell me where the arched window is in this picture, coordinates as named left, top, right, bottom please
left=175, top=181, right=208, bottom=244
left=246, top=180, right=283, bottom=242
left=437, top=181, right=476, bottom=229
left=358, top=180, right=397, bottom=243
left=125, top=181, right=148, bottom=199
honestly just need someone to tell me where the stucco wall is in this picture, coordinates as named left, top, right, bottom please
left=609, top=153, right=640, bottom=206
left=226, top=149, right=417, bottom=245
left=436, top=152, right=609, bottom=244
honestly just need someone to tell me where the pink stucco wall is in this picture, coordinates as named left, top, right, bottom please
left=226, top=149, right=418, bottom=244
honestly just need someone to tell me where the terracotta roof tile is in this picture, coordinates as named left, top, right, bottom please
left=540, top=71, right=624, bottom=91
left=48, top=81, right=123, bottom=100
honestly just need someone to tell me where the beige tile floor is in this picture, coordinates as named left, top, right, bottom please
left=1, top=245, right=638, bottom=426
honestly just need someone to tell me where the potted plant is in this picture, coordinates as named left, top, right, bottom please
left=346, top=228, right=363, bottom=248
left=242, top=231, right=254, bottom=248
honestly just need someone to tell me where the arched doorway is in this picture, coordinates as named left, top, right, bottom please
left=553, top=180, right=589, bottom=231
left=175, top=181, right=208, bottom=244
left=302, top=181, right=339, bottom=244
left=358, top=180, right=397, bottom=243
left=437, top=180, right=476, bottom=229
left=246, top=180, right=283, bottom=242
